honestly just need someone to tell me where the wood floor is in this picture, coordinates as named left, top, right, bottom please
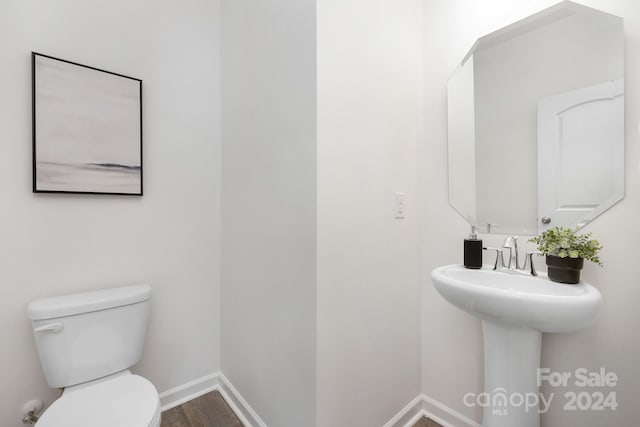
left=160, top=391, right=442, bottom=427
left=411, top=417, right=442, bottom=427
left=161, top=391, right=243, bottom=427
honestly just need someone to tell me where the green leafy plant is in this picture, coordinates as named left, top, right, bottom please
left=529, top=227, right=603, bottom=266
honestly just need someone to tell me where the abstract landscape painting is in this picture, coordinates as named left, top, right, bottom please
left=32, top=53, right=142, bottom=195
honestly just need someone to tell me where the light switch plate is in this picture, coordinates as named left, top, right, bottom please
left=394, top=192, right=406, bottom=219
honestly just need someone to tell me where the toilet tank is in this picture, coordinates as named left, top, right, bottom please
left=27, top=284, right=151, bottom=388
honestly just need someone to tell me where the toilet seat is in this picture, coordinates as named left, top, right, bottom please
left=36, top=374, right=160, bottom=427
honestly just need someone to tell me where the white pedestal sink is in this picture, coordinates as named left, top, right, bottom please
left=431, top=264, right=602, bottom=427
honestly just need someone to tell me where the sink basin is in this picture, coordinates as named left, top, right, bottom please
left=432, top=264, right=602, bottom=333
left=431, top=264, right=602, bottom=427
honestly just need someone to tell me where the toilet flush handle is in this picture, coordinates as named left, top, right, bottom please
left=33, top=322, right=64, bottom=333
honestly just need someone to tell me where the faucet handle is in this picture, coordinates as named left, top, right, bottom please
left=502, top=235, right=520, bottom=269
left=524, top=251, right=541, bottom=276
left=483, top=247, right=504, bottom=270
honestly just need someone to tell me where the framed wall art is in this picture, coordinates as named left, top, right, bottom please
left=32, top=52, right=143, bottom=195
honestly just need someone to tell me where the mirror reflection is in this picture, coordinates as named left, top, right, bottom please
left=447, top=1, right=624, bottom=235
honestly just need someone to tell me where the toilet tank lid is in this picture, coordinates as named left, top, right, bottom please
left=28, top=284, right=151, bottom=320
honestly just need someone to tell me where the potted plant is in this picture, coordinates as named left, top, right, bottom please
left=529, top=227, right=603, bottom=284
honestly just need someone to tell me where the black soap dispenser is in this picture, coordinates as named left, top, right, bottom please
left=464, top=225, right=483, bottom=269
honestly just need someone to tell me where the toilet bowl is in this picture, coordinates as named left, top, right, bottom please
left=36, top=371, right=160, bottom=427
left=28, top=284, right=161, bottom=426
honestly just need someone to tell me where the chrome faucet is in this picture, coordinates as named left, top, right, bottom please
left=523, top=251, right=539, bottom=276
left=483, top=235, right=539, bottom=276
left=503, top=236, right=520, bottom=270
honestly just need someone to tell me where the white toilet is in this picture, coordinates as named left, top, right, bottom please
left=27, top=284, right=161, bottom=427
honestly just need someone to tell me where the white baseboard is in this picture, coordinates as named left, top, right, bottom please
left=160, top=375, right=480, bottom=427
left=158, top=372, right=266, bottom=427
left=158, top=372, right=219, bottom=411
left=384, top=394, right=482, bottom=427
left=420, top=395, right=482, bottom=427
left=383, top=395, right=427, bottom=427
left=217, top=372, right=268, bottom=427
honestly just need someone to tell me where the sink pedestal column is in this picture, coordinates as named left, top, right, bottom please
left=482, top=321, right=542, bottom=427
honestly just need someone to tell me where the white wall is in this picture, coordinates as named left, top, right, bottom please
left=422, top=1, right=640, bottom=426
left=220, top=1, right=317, bottom=426
left=221, top=1, right=423, bottom=426
left=317, top=1, right=423, bottom=426
left=0, top=1, right=221, bottom=426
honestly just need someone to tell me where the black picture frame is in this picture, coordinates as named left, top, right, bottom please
left=32, top=52, right=143, bottom=196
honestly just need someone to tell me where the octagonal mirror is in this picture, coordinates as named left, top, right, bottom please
left=447, top=1, right=624, bottom=235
